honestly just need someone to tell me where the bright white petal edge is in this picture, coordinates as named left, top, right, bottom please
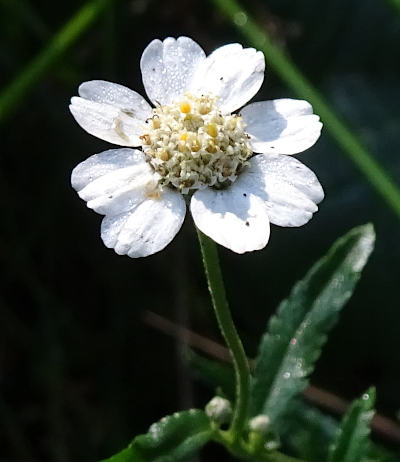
left=190, top=185, right=271, bottom=254
left=189, top=43, right=265, bottom=113
left=140, top=36, right=206, bottom=106
left=241, top=99, right=322, bottom=155
left=69, top=81, right=152, bottom=147
left=101, top=188, right=186, bottom=258
left=237, top=154, right=324, bottom=227
left=72, top=148, right=186, bottom=258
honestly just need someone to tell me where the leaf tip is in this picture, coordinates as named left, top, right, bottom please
left=349, top=223, right=375, bottom=272
left=362, top=386, right=376, bottom=406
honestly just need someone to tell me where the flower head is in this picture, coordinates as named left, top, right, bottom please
left=70, top=36, right=324, bottom=257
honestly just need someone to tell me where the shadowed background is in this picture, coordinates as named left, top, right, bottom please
left=1, top=0, right=400, bottom=460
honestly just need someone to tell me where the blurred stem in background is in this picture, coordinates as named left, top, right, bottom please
left=385, top=0, right=400, bottom=14
left=0, top=0, right=112, bottom=123
left=210, top=0, right=400, bottom=224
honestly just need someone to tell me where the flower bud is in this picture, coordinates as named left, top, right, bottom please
left=248, top=415, right=271, bottom=434
left=205, top=396, right=232, bottom=425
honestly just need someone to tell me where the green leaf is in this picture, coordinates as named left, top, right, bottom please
left=187, top=352, right=399, bottom=462
left=102, top=409, right=213, bottom=462
left=280, top=399, right=338, bottom=462
left=250, top=224, right=375, bottom=423
left=281, top=398, right=399, bottom=462
left=327, top=388, right=376, bottom=462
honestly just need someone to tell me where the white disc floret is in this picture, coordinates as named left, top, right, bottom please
left=140, top=93, right=252, bottom=194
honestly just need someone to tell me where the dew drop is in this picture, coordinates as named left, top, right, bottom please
left=233, top=11, right=248, bottom=26
left=283, top=372, right=291, bottom=379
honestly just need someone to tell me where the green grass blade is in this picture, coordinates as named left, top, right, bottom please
left=210, top=0, right=400, bottom=222
left=327, top=388, right=375, bottom=462
left=250, top=224, right=375, bottom=423
left=0, top=0, right=112, bottom=123
left=385, top=0, right=400, bottom=14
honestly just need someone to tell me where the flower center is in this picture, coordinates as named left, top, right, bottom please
left=140, top=93, right=252, bottom=194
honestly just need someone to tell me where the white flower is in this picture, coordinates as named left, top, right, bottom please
left=70, top=36, right=324, bottom=258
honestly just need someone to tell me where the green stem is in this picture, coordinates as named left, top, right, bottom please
left=210, top=0, right=400, bottom=224
left=0, top=0, right=112, bottom=123
left=197, top=230, right=250, bottom=442
left=213, top=429, right=304, bottom=462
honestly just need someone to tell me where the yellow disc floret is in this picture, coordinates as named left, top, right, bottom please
left=180, top=101, right=191, bottom=113
left=141, top=92, right=252, bottom=194
left=206, top=123, right=218, bottom=138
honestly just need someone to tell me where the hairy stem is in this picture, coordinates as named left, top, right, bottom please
left=196, top=230, right=250, bottom=442
left=214, top=428, right=304, bottom=462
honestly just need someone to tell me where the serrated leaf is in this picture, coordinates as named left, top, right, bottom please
left=327, top=388, right=375, bottom=462
left=280, top=399, right=338, bottom=462
left=281, top=398, right=400, bottom=462
left=101, top=409, right=213, bottom=462
left=187, top=348, right=399, bottom=462
left=250, top=224, right=375, bottom=423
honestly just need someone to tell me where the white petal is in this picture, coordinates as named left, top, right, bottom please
left=189, top=43, right=265, bottom=113
left=71, top=148, right=158, bottom=216
left=70, top=96, right=147, bottom=147
left=190, top=186, right=270, bottom=254
left=140, top=36, right=206, bottom=106
left=238, top=154, right=324, bottom=227
left=78, top=80, right=152, bottom=121
left=241, top=99, right=322, bottom=155
left=101, top=188, right=186, bottom=258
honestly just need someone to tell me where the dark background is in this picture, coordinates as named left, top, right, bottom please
left=1, top=0, right=400, bottom=460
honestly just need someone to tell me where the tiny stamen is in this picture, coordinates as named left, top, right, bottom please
left=141, top=93, right=252, bottom=193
